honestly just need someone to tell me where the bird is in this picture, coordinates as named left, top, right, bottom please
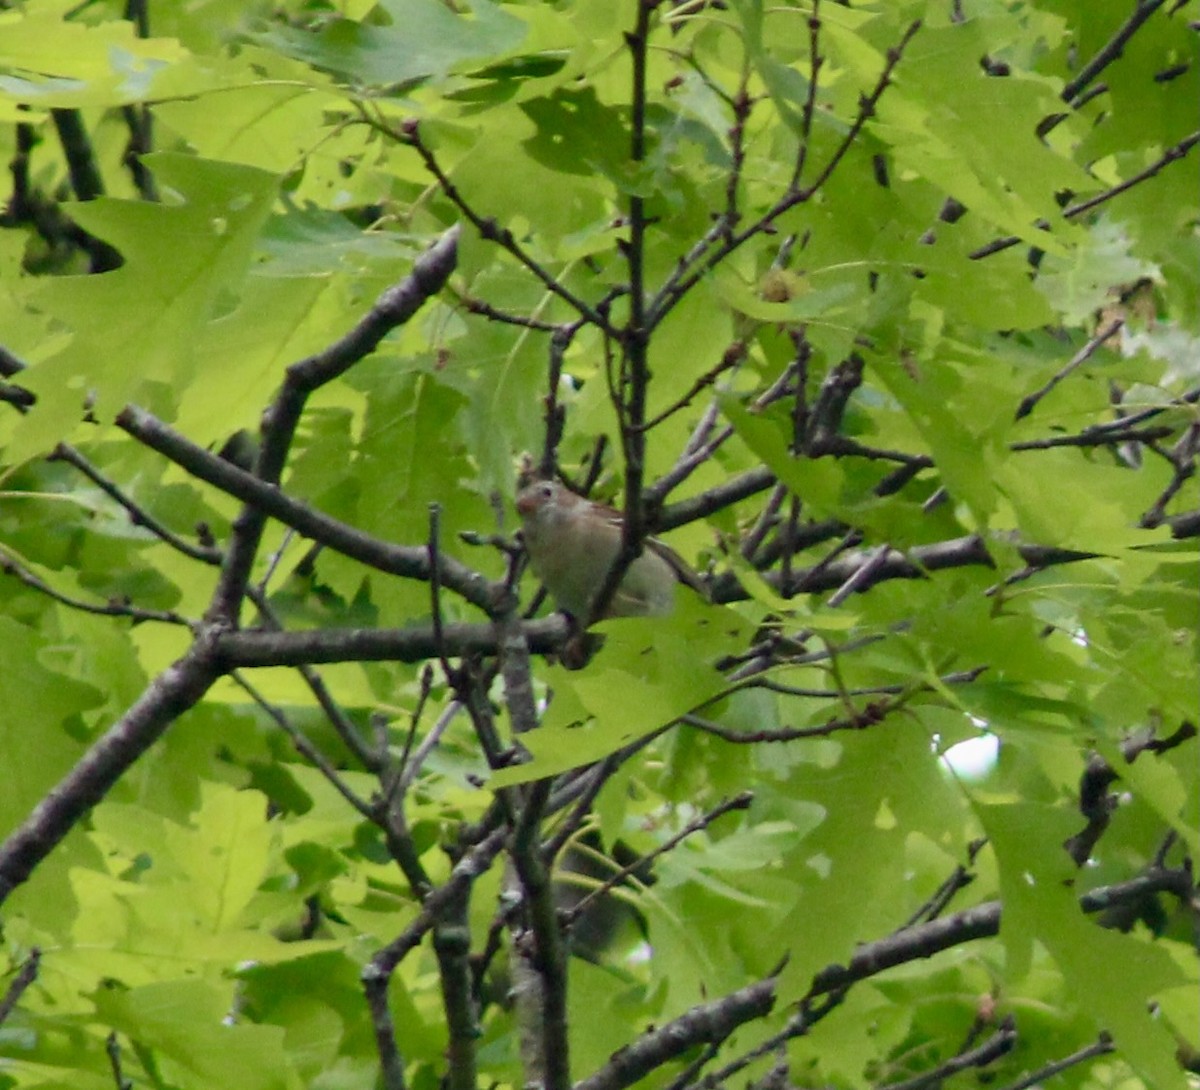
left=515, top=478, right=703, bottom=621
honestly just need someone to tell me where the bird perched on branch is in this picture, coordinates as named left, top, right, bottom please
left=516, top=478, right=704, bottom=621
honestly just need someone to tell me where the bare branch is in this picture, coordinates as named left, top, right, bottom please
left=231, top=670, right=375, bottom=819
left=217, top=616, right=567, bottom=668
left=562, top=792, right=753, bottom=925
left=50, top=443, right=223, bottom=565
left=993, top=1034, right=1114, bottom=1090
left=0, top=548, right=192, bottom=627
left=1061, top=0, right=1168, bottom=103
left=1014, top=318, right=1124, bottom=420
left=0, top=947, right=40, bottom=1026
left=574, top=976, right=778, bottom=1090
left=971, top=129, right=1200, bottom=260
left=876, top=1017, right=1016, bottom=1090
left=0, top=629, right=223, bottom=905
left=432, top=878, right=478, bottom=1090
left=510, top=779, right=571, bottom=1090
left=208, top=225, right=461, bottom=623
left=363, top=967, right=407, bottom=1090
left=115, top=405, right=497, bottom=614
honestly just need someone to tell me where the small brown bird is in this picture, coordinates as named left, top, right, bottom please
left=516, top=479, right=702, bottom=620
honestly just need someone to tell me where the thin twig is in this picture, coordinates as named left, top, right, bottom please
left=0, top=947, right=40, bottom=1026
left=972, top=130, right=1200, bottom=260
left=647, top=362, right=797, bottom=507
left=649, top=20, right=923, bottom=329
left=50, top=443, right=222, bottom=564
left=902, top=838, right=988, bottom=927
left=1061, top=0, right=1167, bottom=103
left=1010, top=424, right=1173, bottom=450
left=661, top=1042, right=723, bottom=1090
left=257, top=527, right=296, bottom=597
left=246, top=589, right=380, bottom=770
left=992, top=1033, right=1113, bottom=1090
left=231, top=670, right=375, bottom=819
left=106, top=1031, right=133, bottom=1090
left=540, top=323, right=581, bottom=477
left=392, top=665, right=434, bottom=790
left=455, top=290, right=563, bottom=332
left=681, top=689, right=908, bottom=743
left=679, top=988, right=831, bottom=1090
left=755, top=666, right=985, bottom=701
left=541, top=754, right=622, bottom=863
left=0, top=548, right=192, bottom=627
left=561, top=792, right=753, bottom=924
left=721, top=71, right=753, bottom=241
left=790, top=0, right=824, bottom=189
left=374, top=113, right=611, bottom=332
left=1140, top=422, right=1200, bottom=527
left=637, top=341, right=746, bottom=432
left=1014, top=318, right=1124, bottom=420
left=826, top=544, right=894, bottom=606
left=742, top=483, right=789, bottom=564
left=428, top=502, right=459, bottom=688
left=875, top=1017, right=1016, bottom=1090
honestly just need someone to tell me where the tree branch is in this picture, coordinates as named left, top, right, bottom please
left=207, top=225, right=461, bottom=623
left=574, top=865, right=1190, bottom=1090
left=573, top=977, right=778, bottom=1090
left=649, top=19, right=922, bottom=328
left=993, top=1033, right=1114, bottom=1090
left=1060, top=0, right=1168, bottom=103
left=114, top=405, right=497, bottom=614
left=971, top=129, right=1200, bottom=260
left=0, top=628, right=223, bottom=904
left=876, top=1017, right=1016, bottom=1090
left=561, top=792, right=753, bottom=926
left=0, top=947, right=40, bottom=1026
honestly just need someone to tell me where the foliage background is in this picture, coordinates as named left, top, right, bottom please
left=0, top=1, right=1195, bottom=1089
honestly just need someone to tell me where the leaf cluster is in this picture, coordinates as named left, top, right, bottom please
left=0, top=2, right=1195, bottom=1090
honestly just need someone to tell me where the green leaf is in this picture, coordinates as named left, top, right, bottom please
left=0, top=616, right=102, bottom=839
left=95, top=979, right=293, bottom=1090
left=492, top=598, right=733, bottom=786
left=0, top=4, right=190, bottom=109
left=251, top=0, right=528, bottom=88
left=978, top=800, right=1188, bottom=1088
left=11, top=154, right=278, bottom=461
